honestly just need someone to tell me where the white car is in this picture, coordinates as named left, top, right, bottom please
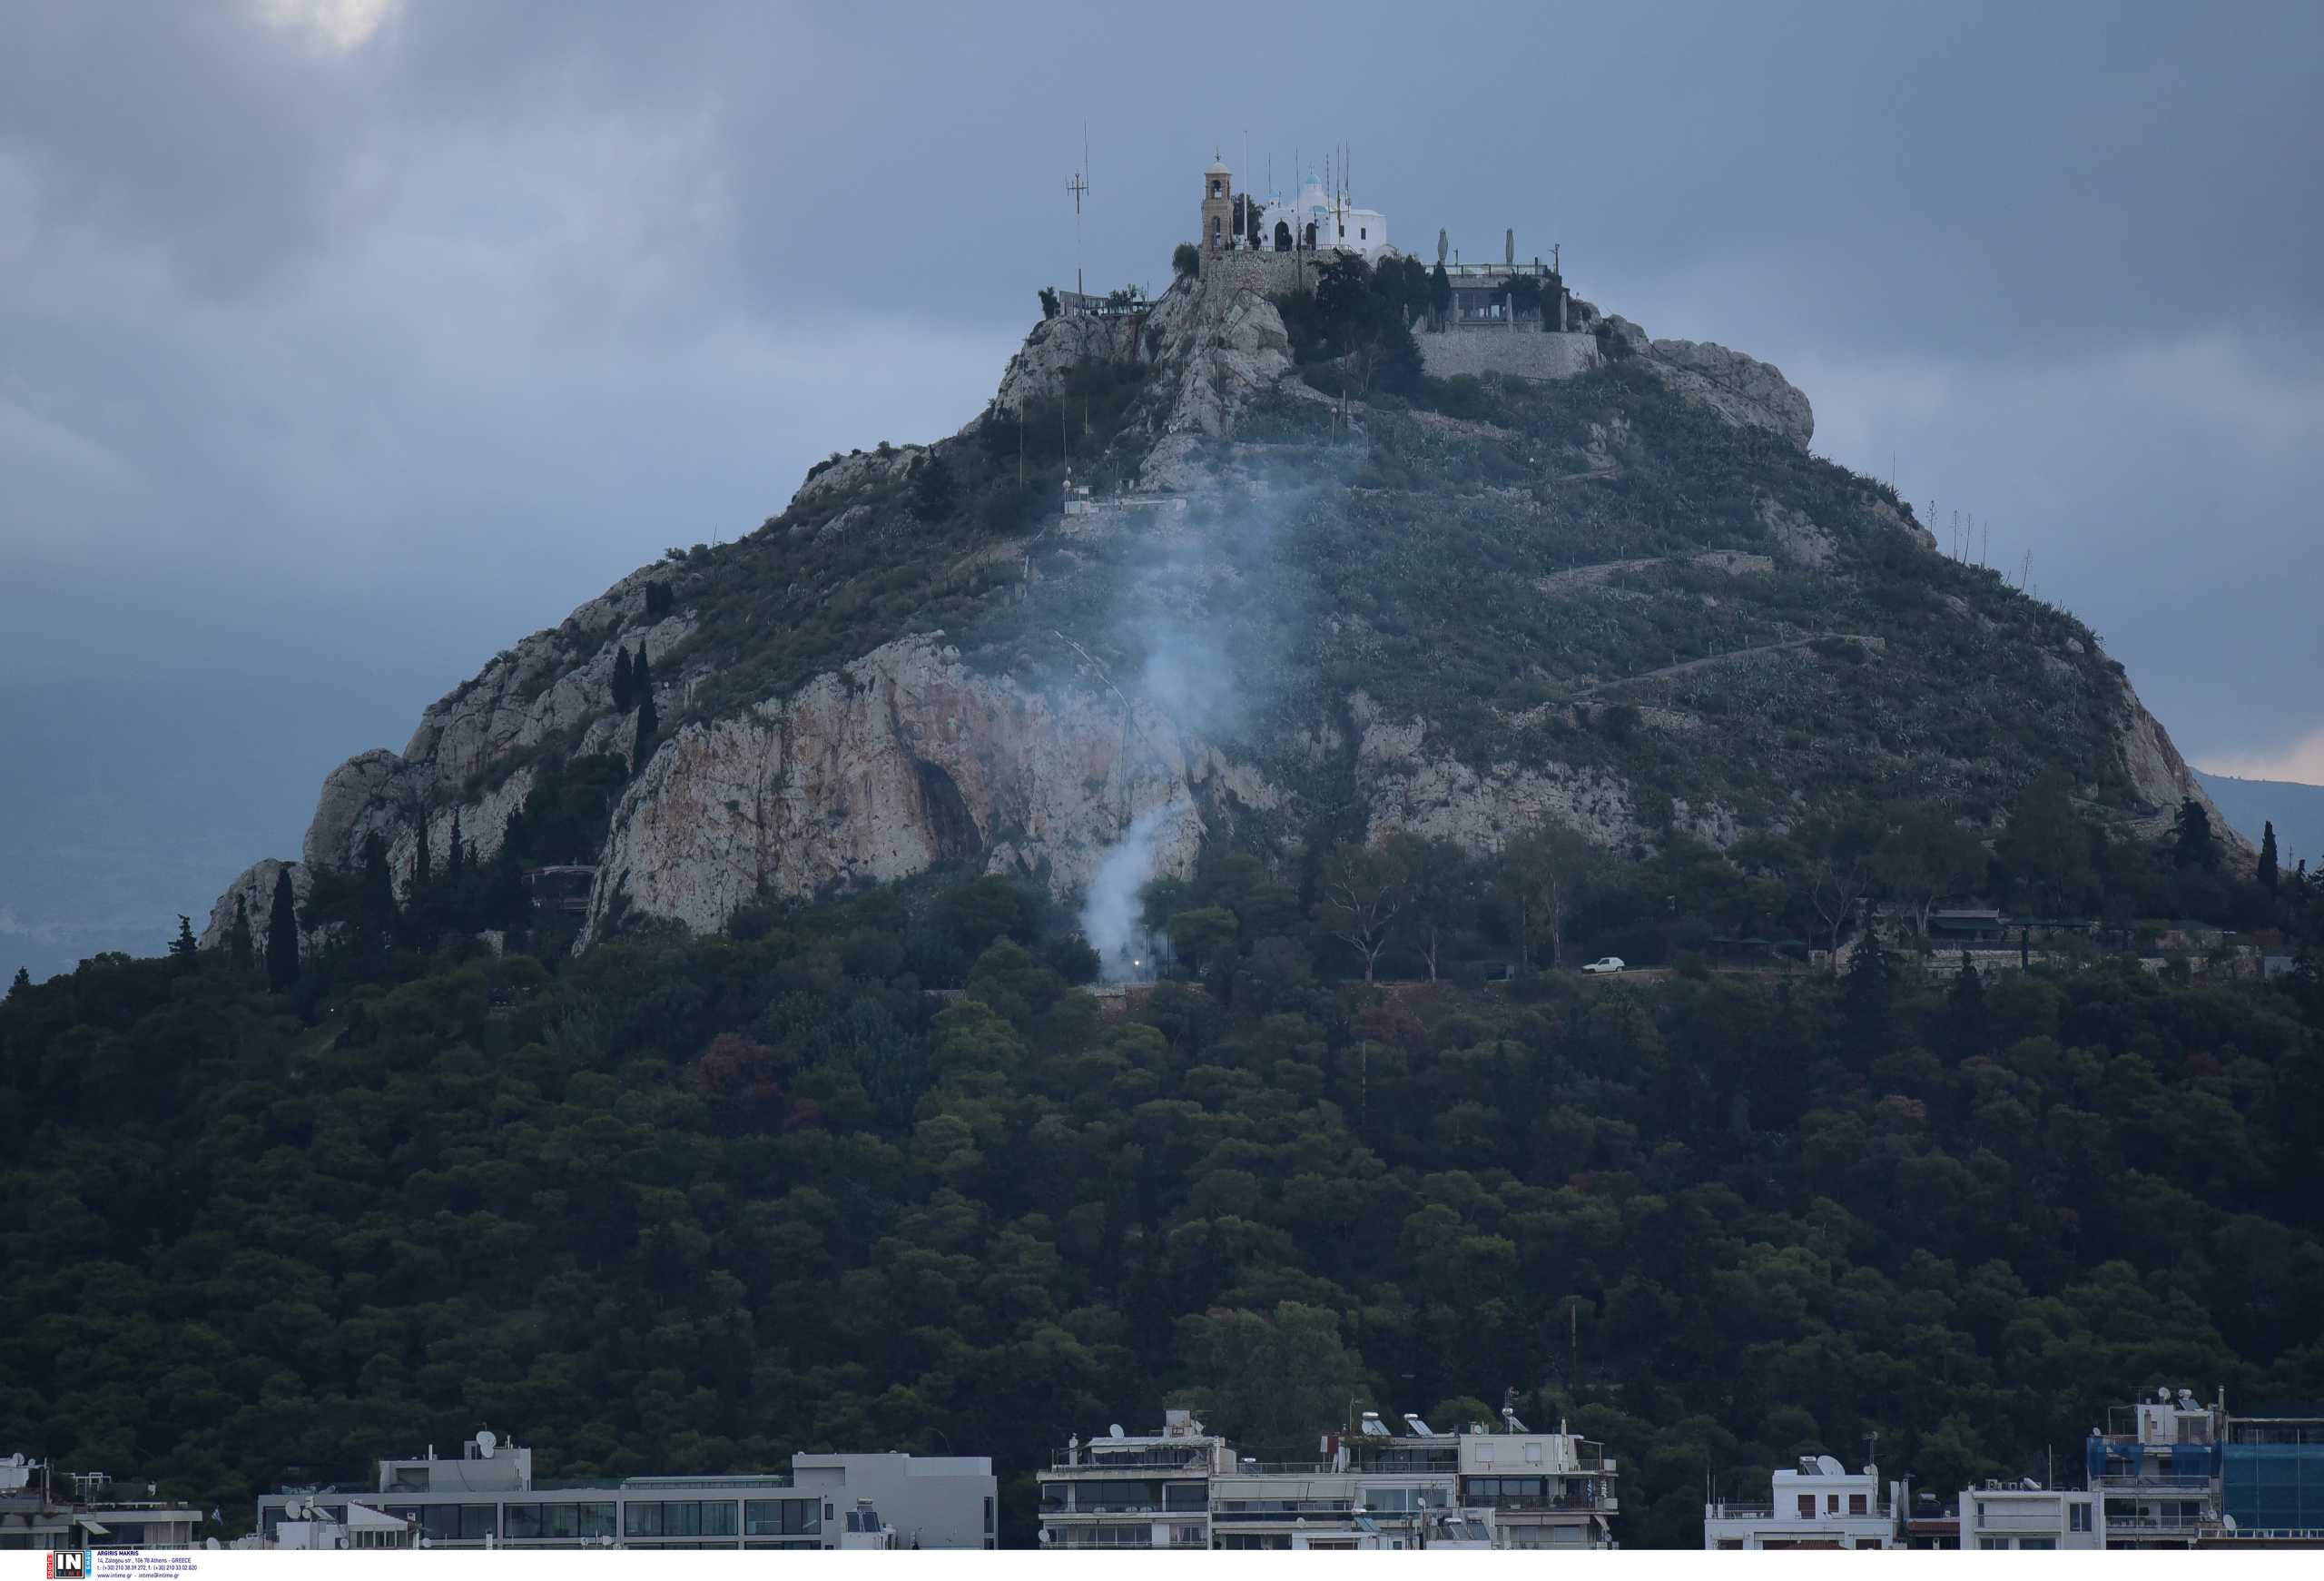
left=1581, top=956, right=1626, bottom=974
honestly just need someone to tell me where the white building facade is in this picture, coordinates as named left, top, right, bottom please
left=1959, top=1483, right=2102, bottom=1550
left=1705, top=1456, right=1900, bottom=1549
left=1040, top=1406, right=1613, bottom=1551
left=257, top=1434, right=995, bottom=1551
left=1256, top=173, right=1390, bottom=262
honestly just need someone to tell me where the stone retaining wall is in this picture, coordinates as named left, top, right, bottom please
left=1418, top=329, right=1601, bottom=382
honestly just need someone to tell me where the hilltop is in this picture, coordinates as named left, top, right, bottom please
left=202, top=250, right=2238, bottom=963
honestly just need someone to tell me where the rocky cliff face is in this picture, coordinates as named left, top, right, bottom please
left=1601, top=313, right=1816, bottom=449
left=207, top=257, right=2246, bottom=948
left=583, top=634, right=1259, bottom=944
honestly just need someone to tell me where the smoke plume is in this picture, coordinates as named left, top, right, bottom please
left=1079, top=803, right=1177, bottom=983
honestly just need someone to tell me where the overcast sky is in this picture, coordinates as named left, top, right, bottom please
left=5, top=0, right=2320, bottom=979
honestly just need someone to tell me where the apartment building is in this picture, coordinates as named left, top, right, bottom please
left=0, top=1457, right=205, bottom=1552
left=1704, top=1456, right=1900, bottom=1549
left=256, top=1433, right=996, bottom=1551
left=1959, top=1483, right=2102, bottom=1550
left=1039, top=1404, right=1615, bottom=1551
left=2084, top=1388, right=2226, bottom=1546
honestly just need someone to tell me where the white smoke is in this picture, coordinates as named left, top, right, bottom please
left=1080, top=804, right=1175, bottom=983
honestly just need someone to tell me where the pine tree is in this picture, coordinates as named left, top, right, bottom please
left=6, top=966, right=28, bottom=1001
left=2260, top=820, right=2280, bottom=894
left=265, top=868, right=300, bottom=993
left=2171, top=797, right=2220, bottom=869
left=612, top=645, right=635, bottom=712
left=169, top=914, right=198, bottom=964
left=228, top=894, right=254, bottom=975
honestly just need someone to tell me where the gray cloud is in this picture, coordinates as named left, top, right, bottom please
left=4, top=0, right=2319, bottom=979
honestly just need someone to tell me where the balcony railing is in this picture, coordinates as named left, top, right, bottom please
left=1050, top=1448, right=1209, bottom=1471
left=1474, top=1493, right=1615, bottom=1514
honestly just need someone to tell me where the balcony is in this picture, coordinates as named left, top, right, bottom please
left=1476, top=1494, right=1616, bottom=1514
left=1050, top=1448, right=1209, bottom=1472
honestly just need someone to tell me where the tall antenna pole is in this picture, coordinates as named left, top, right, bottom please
left=1066, top=121, right=1089, bottom=300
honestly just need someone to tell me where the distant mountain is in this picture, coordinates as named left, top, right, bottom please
left=2196, top=771, right=2324, bottom=872
left=202, top=258, right=2243, bottom=953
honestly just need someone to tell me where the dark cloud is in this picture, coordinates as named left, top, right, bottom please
left=3, top=0, right=2319, bottom=979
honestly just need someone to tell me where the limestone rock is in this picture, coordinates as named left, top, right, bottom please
left=1602, top=314, right=1815, bottom=449
left=2107, top=655, right=2251, bottom=856
left=1351, top=698, right=1640, bottom=851
left=583, top=635, right=1248, bottom=944
left=198, top=857, right=310, bottom=953
left=990, top=312, right=1147, bottom=417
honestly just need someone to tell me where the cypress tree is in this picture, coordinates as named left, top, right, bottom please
left=7, top=966, right=28, bottom=1001
left=169, top=914, right=198, bottom=965
left=632, top=649, right=658, bottom=775
left=612, top=645, right=635, bottom=712
left=634, top=684, right=659, bottom=776
left=229, top=893, right=254, bottom=975
left=265, top=867, right=300, bottom=993
left=414, top=816, right=432, bottom=894
left=2260, top=820, right=2280, bottom=894
left=359, top=831, right=395, bottom=956
left=448, top=811, right=467, bottom=883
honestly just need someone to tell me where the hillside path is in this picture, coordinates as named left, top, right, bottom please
left=1565, top=632, right=1884, bottom=699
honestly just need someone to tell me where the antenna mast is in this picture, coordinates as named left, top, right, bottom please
left=1065, top=121, right=1090, bottom=299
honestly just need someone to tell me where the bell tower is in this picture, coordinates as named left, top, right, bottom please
left=1200, top=156, right=1234, bottom=252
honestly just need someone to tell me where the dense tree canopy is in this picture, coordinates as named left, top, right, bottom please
left=5, top=841, right=2320, bottom=1546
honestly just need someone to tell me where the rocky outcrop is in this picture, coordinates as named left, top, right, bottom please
left=1351, top=697, right=1640, bottom=851
left=585, top=635, right=1246, bottom=943
left=990, top=312, right=1147, bottom=417
left=1603, top=315, right=1815, bottom=449
left=2109, top=657, right=2251, bottom=855
left=198, top=857, right=310, bottom=952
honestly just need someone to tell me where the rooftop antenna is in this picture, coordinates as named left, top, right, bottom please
left=1065, top=122, right=1089, bottom=299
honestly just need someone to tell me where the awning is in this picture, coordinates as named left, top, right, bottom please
left=345, top=1505, right=407, bottom=1530
left=79, top=1519, right=113, bottom=1537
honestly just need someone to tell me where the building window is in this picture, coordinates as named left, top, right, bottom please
left=984, top=1497, right=995, bottom=1535
left=577, top=1503, right=615, bottom=1540
left=459, top=1507, right=497, bottom=1542
left=1827, top=1495, right=1840, bottom=1514
left=506, top=1505, right=541, bottom=1540
left=1979, top=1537, right=2008, bottom=1550
left=1798, top=1496, right=1816, bottom=1519
left=2071, top=1505, right=2092, bottom=1532
left=421, top=1507, right=460, bottom=1544
left=744, top=1500, right=820, bottom=1537
left=2021, top=1537, right=2057, bottom=1550
left=1165, top=1483, right=1206, bottom=1513
left=1849, top=1494, right=1867, bottom=1515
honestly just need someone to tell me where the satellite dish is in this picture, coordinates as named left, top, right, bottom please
left=2158, top=1387, right=2173, bottom=1402
left=2224, top=1516, right=2239, bottom=1533
left=1817, top=1456, right=1846, bottom=1477
left=477, top=1429, right=497, bottom=1459
left=1108, top=1424, right=1125, bottom=1439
